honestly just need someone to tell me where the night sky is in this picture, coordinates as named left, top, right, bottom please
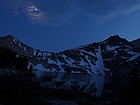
left=0, top=0, right=140, bottom=52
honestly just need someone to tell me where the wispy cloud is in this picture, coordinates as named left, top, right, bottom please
left=41, top=0, right=140, bottom=25
left=1, top=0, right=140, bottom=25
left=78, top=0, right=140, bottom=22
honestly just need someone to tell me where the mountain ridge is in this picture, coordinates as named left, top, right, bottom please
left=0, top=34, right=140, bottom=74
left=130, top=38, right=140, bottom=48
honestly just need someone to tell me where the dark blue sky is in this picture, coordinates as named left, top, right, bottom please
left=0, top=0, right=140, bottom=52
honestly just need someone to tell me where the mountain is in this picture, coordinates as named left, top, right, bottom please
left=34, top=35, right=140, bottom=74
left=0, top=35, right=140, bottom=74
left=0, top=35, right=52, bottom=57
left=0, top=35, right=33, bottom=56
left=130, top=38, right=140, bottom=54
left=130, top=38, right=140, bottom=48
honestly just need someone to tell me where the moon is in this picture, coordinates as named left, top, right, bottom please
left=35, top=8, right=38, bottom=12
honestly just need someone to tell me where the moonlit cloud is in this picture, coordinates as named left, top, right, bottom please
left=25, top=4, right=47, bottom=24
left=0, top=0, right=47, bottom=24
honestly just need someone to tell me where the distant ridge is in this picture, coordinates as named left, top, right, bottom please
left=130, top=38, right=140, bottom=48
left=0, top=35, right=34, bottom=56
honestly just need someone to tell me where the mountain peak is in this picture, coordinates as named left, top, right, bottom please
left=106, top=35, right=121, bottom=40
left=3, top=35, right=14, bottom=39
left=103, top=35, right=129, bottom=46
left=0, top=34, right=35, bottom=57
left=0, top=35, right=17, bottom=45
left=2, top=35, right=15, bottom=41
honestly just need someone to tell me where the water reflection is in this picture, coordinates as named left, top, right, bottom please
left=34, top=70, right=109, bottom=96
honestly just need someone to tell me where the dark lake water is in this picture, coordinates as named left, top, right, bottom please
left=33, top=70, right=111, bottom=97
left=33, top=69, right=140, bottom=105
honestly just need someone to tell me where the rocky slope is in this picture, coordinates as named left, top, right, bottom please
left=0, top=35, right=52, bottom=57
left=130, top=38, right=140, bottom=48
left=0, top=35, right=140, bottom=74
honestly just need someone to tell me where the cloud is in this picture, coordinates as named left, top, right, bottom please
left=1, top=0, right=29, bottom=16
left=42, top=0, right=140, bottom=25
left=1, top=0, right=140, bottom=25
left=116, top=1, right=140, bottom=15
left=0, top=0, right=48, bottom=24
left=25, top=4, right=48, bottom=24
left=79, top=0, right=140, bottom=22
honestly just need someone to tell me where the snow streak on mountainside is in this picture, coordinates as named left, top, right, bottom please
left=95, top=45, right=105, bottom=74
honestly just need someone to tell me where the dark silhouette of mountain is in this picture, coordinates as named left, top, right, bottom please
left=0, top=35, right=140, bottom=74
left=0, top=35, right=52, bottom=57
left=0, top=35, right=34, bottom=57
left=130, top=38, right=140, bottom=48
left=0, top=46, right=30, bottom=73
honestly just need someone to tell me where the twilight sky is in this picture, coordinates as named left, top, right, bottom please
left=0, top=0, right=140, bottom=52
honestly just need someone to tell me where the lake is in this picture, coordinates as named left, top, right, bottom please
left=33, top=70, right=111, bottom=97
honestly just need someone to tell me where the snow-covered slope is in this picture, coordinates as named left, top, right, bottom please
left=33, top=35, right=140, bottom=74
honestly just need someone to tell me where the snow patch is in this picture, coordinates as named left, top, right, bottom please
left=47, top=53, right=52, bottom=56
left=106, top=45, right=120, bottom=51
left=80, top=50, right=96, bottom=57
left=18, top=43, right=22, bottom=48
left=61, top=54, right=75, bottom=65
left=13, top=38, right=16, bottom=43
left=28, top=63, right=32, bottom=69
left=33, top=50, right=37, bottom=56
left=86, top=45, right=105, bottom=74
left=79, top=58, right=88, bottom=67
left=96, top=45, right=105, bottom=74
left=127, top=51, right=137, bottom=55
left=34, top=64, right=46, bottom=70
left=48, top=58, right=57, bottom=64
left=127, top=54, right=140, bottom=61
left=127, top=51, right=140, bottom=61
left=24, top=47, right=27, bottom=52
left=57, top=59, right=64, bottom=72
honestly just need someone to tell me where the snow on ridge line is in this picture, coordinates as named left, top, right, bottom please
left=18, top=43, right=22, bottom=48
left=69, top=43, right=91, bottom=50
left=13, top=38, right=16, bottom=43
left=24, top=47, right=27, bottom=52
